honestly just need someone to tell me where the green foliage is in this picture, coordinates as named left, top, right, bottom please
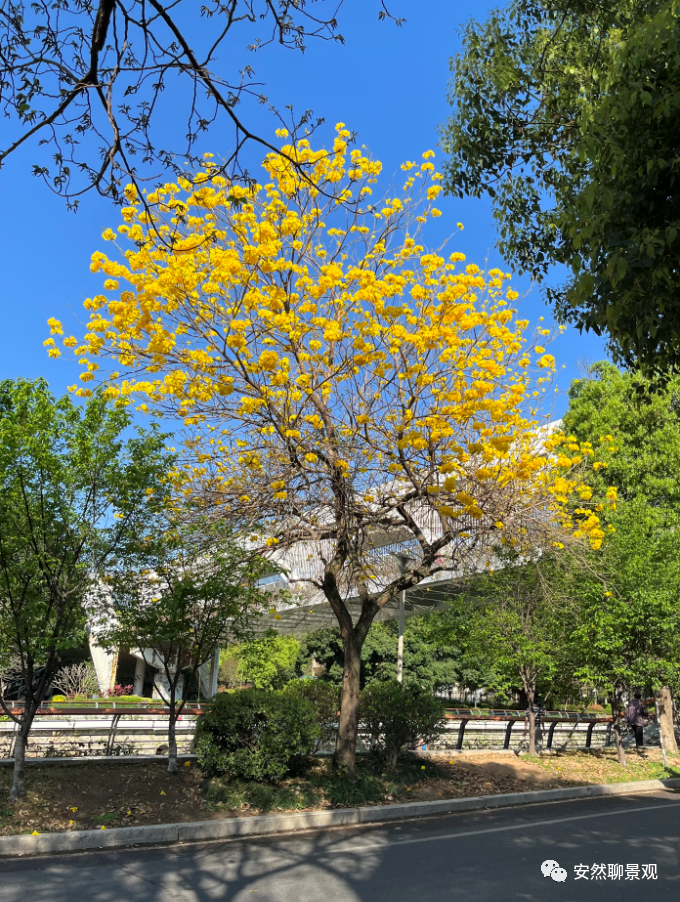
left=97, top=520, right=269, bottom=698
left=0, top=378, right=173, bottom=717
left=563, top=363, right=680, bottom=505
left=226, top=629, right=301, bottom=690
left=360, top=681, right=446, bottom=769
left=95, top=517, right=271, bottom=771
left=196, top=689, right=320, bottom=781
left=299, top=610, right=490, bottom=691
left=455, top=551, right=580, bottom=708
left=568, top=502, right=680, bottom=698
left=201, top=757, right=442, bottom=811
left=284, top=679, right=340, bottom=749
left=204, top=778, right=321, bottom=813
left=442, top=0, right=680, bottom=372
left=562, top=364, right=680, bottom=710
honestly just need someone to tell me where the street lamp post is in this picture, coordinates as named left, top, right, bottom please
left=397, top=586, right=406, bottom=683
left=391, top=552, right=415, bottom=684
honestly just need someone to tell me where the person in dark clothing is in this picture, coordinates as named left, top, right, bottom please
left=624, top=692, right=649, bottom=747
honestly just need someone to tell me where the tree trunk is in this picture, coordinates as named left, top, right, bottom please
left=335, top=631, right=362, bottom=775
left=10, top=716, right=33, bottom=802
left=610, top=696, right=627, bottom=766
left=526, top=687, right=537, bottom=756
left=168, top=714, right=178, bottom=774
left=657, top=686, right=678, bottom=754
left=167, top=681, right=178, bottom=774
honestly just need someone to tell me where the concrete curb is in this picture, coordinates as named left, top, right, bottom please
left=2, top=777, right=679, bottom=857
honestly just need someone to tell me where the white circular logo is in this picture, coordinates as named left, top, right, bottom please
left=551, top=867, right=568, bottom=883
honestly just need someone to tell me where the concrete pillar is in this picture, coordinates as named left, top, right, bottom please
left=88, top=637, right=118, bottom=696
left=208, top=648, right=220, bottom=698
left=134, top=657, right=146, bottom=697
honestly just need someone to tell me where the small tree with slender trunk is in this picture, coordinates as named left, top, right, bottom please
left=0, top=378, right=173, bottom=800
left=93, top=518, right=271, bottom=772
left=50, top=129, right=609, bottom=774
left=455, top=550, right=581, bottom=756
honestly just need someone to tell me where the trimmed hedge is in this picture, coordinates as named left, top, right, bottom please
left=284, top=679, right=339, bottom=750
left=196, top=689, right=320, bottom=781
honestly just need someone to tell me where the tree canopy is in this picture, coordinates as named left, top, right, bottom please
left=442, top=0, right=680, bottom=373
left=225, top=628, right=301, bottom=690
left=563, top=362, right=680, bottom=506
left=300, top=612, right=491, bottom=693
left=0, top=378, right=173, bottom=798
left=95, top=516, right=270, bottom=771
left=562, top=362, right=680, bottom=761
left=454, top=550, right=579, bottom=754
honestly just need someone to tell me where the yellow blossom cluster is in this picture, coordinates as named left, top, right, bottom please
left=48, top=126, right=609, bottom=552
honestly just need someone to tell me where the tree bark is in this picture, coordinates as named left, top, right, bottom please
left=10, top=715, right=33, bottom=802
left=657, top=686, right=678, bottom=753
left=335, top=631, right=363, bottom=775
left=609, top=695, right=627, bottom=766
left=166, top=673, right=180, bottom=774
left=168, top=713, right=178, bottom=774
left=612, top=718, right=627, bottom=765
left=526, top=688, right=537, bottom=757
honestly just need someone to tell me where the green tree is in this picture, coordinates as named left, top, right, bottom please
left=563, top=363, right=680, bottom=505
left=360, top=681, right=446, bottom=769
left=564, top=362, right=680, bottom=753
left=300, top=611, right=492, bottom=693
left=95, top=520, right=270, bottom=772
left=0, top=379, right=172, bottom=800
left=442, top=0, right=680, bottom=372
left=227, top=629, right=301, bottom=691
left=567, top=502, right=680, bottom=765
left=455, top=552, right=578, bottom=755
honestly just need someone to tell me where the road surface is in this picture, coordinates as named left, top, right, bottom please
left=1, top=790, right=679, bottom=900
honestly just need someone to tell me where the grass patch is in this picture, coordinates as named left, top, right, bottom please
left=91, top=812, right=120, bottom=825
left=204, top=778, right=321, bottom=813
left=201, top=755, right=446, bottom=812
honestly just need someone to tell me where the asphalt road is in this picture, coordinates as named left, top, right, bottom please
left=2, top=791, right=680, bottom=901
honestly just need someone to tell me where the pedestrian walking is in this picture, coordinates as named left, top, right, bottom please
left=624, top=692, right=649, bottom=748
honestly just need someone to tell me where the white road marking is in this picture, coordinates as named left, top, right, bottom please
left=334, top=798, right=680, bottom=854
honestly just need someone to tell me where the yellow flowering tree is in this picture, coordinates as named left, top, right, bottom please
left=49, top=126, right=608, bottom=772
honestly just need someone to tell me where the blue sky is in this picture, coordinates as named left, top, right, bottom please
left=0, top=0, right=606, bottom=417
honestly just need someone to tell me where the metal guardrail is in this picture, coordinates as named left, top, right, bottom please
left=1, top=702, right=206, bottom=715
left=443, top=709, right=614, bottom=751
left=444, top=708, right=609, bottom=720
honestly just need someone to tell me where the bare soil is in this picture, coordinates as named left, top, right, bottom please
left=1, top=748, right=678, bottom=837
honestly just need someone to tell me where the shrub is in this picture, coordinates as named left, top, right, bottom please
left=51, top=663, right=100, bottom=699
left=360, top=681, right=447, bottom=769
left=112, top=683, right=134, bottom=697
left=285, top=679, right=339, bottom=750
left=50, top=695, right=67, bottom=703
left=196, top=689, right=320, bottom=781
